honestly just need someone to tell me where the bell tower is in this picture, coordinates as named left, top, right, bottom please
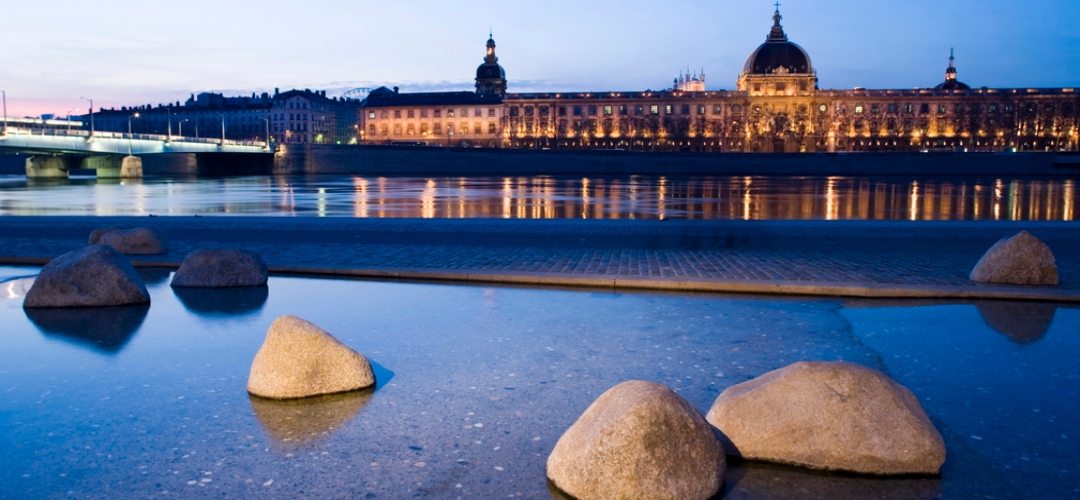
left=475, top=33, right=507, bottom=96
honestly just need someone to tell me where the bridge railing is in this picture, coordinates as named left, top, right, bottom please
left=1, top=126, right=267, bottom=148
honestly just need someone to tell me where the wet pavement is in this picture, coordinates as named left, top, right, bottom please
left=1, top=217, right=1078, bottom=301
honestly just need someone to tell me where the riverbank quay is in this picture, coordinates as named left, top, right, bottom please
left=1, top=216, right=1078, bottom=302
left=272, top=146, right=1080, bottom=177
left=4, top=149, right=1080, bottom=177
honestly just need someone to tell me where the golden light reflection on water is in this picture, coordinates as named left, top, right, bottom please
left=742, top=177, right=752, bottom=221
left=421, top=179, right=435, bottom=219
left=909, top=181, right=919, bottom=221
left=2, top=175, right=1077, bottom=221
left=995, top=179, right=1004, bottom=220
left=353, top=177, right=369, bottom=218
left=1066, top=181, right=1075, bottom=221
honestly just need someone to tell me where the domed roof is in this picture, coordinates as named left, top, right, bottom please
left=934, top=79, right=970, bottom=91
left=477, top=63, right=505, bottom=80
left=743, top=9, right=813, bottom=75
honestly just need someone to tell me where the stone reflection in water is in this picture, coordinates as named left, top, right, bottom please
left=976, top=302, right=1058, bottom=343
left=722, top=461, right=941, bottom=500
left=25, top=304, right=150, bottom=354
left=249, top=390, right=373, bottom=451
left=172, top=286, right=269, bottom=316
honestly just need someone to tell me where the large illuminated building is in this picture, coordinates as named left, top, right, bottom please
left=360, top=8, right=1079, bottom=152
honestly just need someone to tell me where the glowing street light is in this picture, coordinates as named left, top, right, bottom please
left=262, top=117, right=271, bottom=149
left=178, top=119, right=190, bottom=138
left=128, top=112, right=140, bottom=155
left=218, top=113, right=226, bottom=146
left=80, top=96, right=94, bottom=137
left=67, top=108, right=80, bottom=132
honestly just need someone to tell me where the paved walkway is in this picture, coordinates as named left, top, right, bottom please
left=1, top=216, right=1078, bottom=301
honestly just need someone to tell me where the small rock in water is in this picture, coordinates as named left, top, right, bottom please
left=88, top=226, right=128, bottom=245
left=547, top=380, right=725, bottom=500
left=99, top=227, right=170, bottom=255
left=247, top=316, right=375, bottom=399
left=706, top=361, right=946, bottom=475
left=23, top=245, right=150, bottom=308
left=171, top=249, right=268, bottom=288
left=970, top=230, right=1058, bottom=285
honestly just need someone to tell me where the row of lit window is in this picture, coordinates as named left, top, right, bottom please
left=370, top=122, right=499, bottom=136
left=369, top=108, right=498, bottom=120
left=846, top=103, right=1019, bottom=115
left=750, top=81, right=812, bottom=93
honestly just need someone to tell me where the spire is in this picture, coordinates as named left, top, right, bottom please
left=485, top=32, right=498, bottom=63
left=945, top=48, right=957, bottom=81
left=768, top=3, right=788, bottom=41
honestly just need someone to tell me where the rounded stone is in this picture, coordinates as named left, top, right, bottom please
left=706, top=361, right=946, bottom=476
left=247, top=315, right=375, bottom=399
left=99, top=227, right=170, bottom=255
left=171, top=249, right=268, bottom=288
left=547, top=380, right=726, bottom=500
left=23, top=244, right=151, bottom=308
left=88, top=226, right=127, bottom=245
left=970, top=230, right=1058, bottom=286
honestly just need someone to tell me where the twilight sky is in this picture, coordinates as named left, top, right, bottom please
left=2, top=0, right=1078, bottom=117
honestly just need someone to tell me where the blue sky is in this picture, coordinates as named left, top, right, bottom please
left=2, top=0, right=1078, bottom=117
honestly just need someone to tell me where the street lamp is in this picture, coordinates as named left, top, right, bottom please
left=80, top=96, right=94, bottom=137
left=2, top=90, right=7, bottom=135
left=218, top=113, right=226, bottom=146
left=261, top=117, right=270, bottom=149
left=67, top=108, right=79, bottom=132
left=128, top=112, right=140, bottom=155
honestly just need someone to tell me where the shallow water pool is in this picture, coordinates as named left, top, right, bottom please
left=1, top=267, right=1077, bottom=499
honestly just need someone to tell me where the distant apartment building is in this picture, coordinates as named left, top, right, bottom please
left=268, top=89, right=362, bottom=145
left=84, top=89, right=361, bottom=145
left=86, top=92, right=272, bottom=142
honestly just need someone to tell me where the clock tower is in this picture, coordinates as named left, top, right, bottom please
left=475, top=34, right=507, bottom=96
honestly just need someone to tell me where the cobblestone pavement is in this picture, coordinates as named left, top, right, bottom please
left=1, top=216, right=1078, bottom=293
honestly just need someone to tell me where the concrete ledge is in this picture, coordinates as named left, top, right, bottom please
left=264, top=265, right=1080, bottom=303
left=5, top=257, right=1078, bottom=303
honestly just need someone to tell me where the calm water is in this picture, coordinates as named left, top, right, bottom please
left=1, top=267, right=1078, bottom=499
left=0, top=175, right=1075, bottom=221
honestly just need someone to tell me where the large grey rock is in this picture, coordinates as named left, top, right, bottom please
left=970, top=230, right=1058, bottom=285
left=88, top=226, right=128, bottom=245
left=171, top=249, right=268, bottom=288
left=247, top=316, right=375, bottom=399
left=706, top=361, right=945, bottom=476
left=99, top=227, right=169, bottom=255
left=23, top=245, right=151, bottom=308
left=547, top=381, right=725, bottom=500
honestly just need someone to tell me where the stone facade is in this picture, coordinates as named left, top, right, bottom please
left=359, top=9, right=1079, bottom=153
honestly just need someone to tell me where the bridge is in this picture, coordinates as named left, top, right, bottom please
left=0, top=126, right=271, bottom=179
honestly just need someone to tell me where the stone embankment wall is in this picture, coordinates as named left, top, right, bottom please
left=4, top=149, right=1076, bottom=177
left=274, top=145, right=1077, bottom=177
left=0, top=153, right=272, bottom=176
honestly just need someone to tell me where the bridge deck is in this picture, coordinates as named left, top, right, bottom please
left=0, top=127, right=269, bottom=155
